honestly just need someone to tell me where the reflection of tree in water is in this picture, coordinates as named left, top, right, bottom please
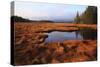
left=79, top=28, right=97, bottom=40
left=75, top=30, right=79, bottom=39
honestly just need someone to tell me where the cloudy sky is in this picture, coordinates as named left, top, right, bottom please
left=14, top=1, right=88, bottom=22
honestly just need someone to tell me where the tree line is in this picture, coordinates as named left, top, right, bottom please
left=74, top=6, right=97, bottom=24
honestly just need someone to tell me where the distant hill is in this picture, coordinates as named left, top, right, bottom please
left=11, top=16, right=32, bottom=22
left=37, top=20, right=54, bottom=23
left=11, top=16, right=73, bottom=23
left=11, top=16, right=54, bottom=23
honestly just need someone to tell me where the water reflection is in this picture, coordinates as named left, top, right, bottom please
left=79, top=28, right=97, bottom=40
left=45, top=28, right=97, bottom=42
left=45, top=31, right=83, bottom=42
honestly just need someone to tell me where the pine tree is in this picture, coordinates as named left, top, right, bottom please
left=74, top=12, right=80, bottom=24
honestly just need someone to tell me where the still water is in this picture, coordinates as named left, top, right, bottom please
left=45, top=31, right=83, bottom=42
left=45, top=28, right=97, bottom=42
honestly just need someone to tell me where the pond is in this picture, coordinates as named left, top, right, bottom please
left=45, top=28, right=97, bottom=42
left=45, top=31, right=83, bottom=42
